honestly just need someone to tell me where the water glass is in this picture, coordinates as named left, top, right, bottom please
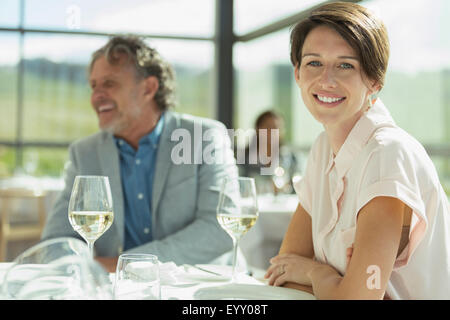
left=114, top=254, right=161, bottom=300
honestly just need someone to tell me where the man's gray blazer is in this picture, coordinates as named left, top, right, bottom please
left=41, top=111, right=238, bottom=265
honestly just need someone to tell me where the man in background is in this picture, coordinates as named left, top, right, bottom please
left=41, top=35, right=238, bottom=272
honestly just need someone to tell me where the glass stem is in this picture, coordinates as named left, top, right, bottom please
left=87, top=241, right=94, bottom=258
left=231, top=237, right=238, bottom=282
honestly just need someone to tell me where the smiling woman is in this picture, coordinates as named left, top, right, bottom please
left=265, top=1, right=450, bottom=300
left=295, top=25, right=381, bottom=150
left=290, top=2, right=389, bottom=89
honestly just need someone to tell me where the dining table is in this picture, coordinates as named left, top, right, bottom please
left=0, top=174, right=64, bottom=221
left=0, top=177, right=310, bottom=300
left=0, top=178, right=299, bottom=273
left=0, top=261, right=315, bottom=300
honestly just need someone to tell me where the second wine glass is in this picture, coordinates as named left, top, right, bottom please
left=68, top=175, right=114, bottom=257
left=216, top=177, right=258, bottom=282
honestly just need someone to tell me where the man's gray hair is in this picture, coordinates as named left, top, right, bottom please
left=90, top=35, right=177, bottom=111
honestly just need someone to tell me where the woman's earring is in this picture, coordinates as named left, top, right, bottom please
left=367, top=92, right=378, bottom=110
left=370, top=93, right=378, bottom=103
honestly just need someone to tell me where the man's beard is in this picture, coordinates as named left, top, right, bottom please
left=99, top=103, right=142, bottom=136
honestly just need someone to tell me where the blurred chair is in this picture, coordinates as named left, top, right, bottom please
left=0, top=188, right=47, bottom=262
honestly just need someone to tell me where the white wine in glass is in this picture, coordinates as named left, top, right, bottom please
left=216, top=214, right=257, bottom=239
left=217, top=177, right=258, bottom=282
left=68, top=176, right=114, bottom=257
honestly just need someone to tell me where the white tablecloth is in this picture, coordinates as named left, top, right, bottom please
left=240, top=194, right=298, bottom=271
left=158, top=264, right=264, bottom=300
left=0, top=263, right=258, bottom=300
left=0, top=262, right=315, bottom=300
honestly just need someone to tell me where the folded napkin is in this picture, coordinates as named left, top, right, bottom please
left=159, top=262, right=182, bottom=285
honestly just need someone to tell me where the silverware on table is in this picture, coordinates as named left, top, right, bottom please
left=182, top=264, right=223, bottom=277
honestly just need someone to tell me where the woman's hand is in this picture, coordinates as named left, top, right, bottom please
left=264, top=253, right=322, bottom=287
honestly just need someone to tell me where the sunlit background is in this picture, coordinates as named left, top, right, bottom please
left=1, top=0, right=449, bottom=194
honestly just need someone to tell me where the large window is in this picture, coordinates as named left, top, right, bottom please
left=2, top=0, right=449, bottom=195
left=0, top=33, right=19, bottom=142
left=0, top=0, right=215, bottom=177
left=0, top=0, right=19, bottom=27
left=362, top=0, right=450, bottom=192
left=22, top=34, right=104, bottom=143
left=234, top=29, right=295, bottom=140
left=234, top=0, right=324, bottom=36
left=24, top=0, right=214, bottom=37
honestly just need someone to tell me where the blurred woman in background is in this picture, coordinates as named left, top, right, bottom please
left=237, top=110, right=303, bottom=194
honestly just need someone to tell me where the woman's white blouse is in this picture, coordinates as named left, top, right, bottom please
left=294, top=99, right=450, bottom=299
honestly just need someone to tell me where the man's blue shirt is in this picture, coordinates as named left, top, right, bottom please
left=114, top=113, right=165, bottom=251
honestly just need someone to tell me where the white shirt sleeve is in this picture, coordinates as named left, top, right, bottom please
left=356, top=138, right=428, bottom=268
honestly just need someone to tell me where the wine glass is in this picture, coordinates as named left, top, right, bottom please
left=272, top=166, right=290, bottom=198
left=216, top=177, right=258, bottom=282
left=68, top=176, right=114, bottom=257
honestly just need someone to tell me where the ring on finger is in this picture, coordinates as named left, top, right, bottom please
left=279, top=264, right=285, bottom=275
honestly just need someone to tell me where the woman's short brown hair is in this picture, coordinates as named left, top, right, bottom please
left=290, top=2, right=390, bottom=88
